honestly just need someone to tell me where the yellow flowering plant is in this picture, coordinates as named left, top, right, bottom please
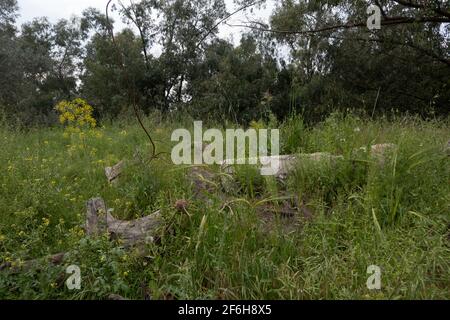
left=55, top=98, right=97, bottom=136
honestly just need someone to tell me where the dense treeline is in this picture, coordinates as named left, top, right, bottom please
left=0, top=0, right=449, bottom=126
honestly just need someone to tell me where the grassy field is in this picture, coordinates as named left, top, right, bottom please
left=0, top=113, right=449, bottom=300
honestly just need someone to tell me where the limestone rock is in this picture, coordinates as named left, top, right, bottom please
left=86, top=197, right=108, bottom=236
left=219, top=153, right=343, bottom=181
left=86, top=198, right=162, bottom=247
left=105, top=160, right=125, bottom=185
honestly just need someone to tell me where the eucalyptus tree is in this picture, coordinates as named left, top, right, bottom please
left=255, top=0, right=450, bottom=118
left=113, top=0, right=228, bottom=110
left=188, top=35, right=280, bottom=123
left=0, top=6, right=90, bottom=124
left=0, top=0, right=20, bottom=111
left=81, top=28, right=147, bottom=117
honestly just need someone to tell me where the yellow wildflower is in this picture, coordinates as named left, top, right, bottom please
left=42, top=218, right=50, bottom=227
left=55, top=98, right=97, bottom=136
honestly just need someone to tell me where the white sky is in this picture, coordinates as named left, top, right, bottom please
left=16, top=0, right=275, bottom=45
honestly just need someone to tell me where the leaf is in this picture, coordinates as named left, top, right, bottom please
left=372, top=208, right=382, bottom=237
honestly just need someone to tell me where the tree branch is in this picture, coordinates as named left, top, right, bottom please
left=106, top=0, right=159, bottom=160
left=330, top=34, right=450, bottom=67
left=226, top=15, right=449, bottom=35
left=118, top=0, right=151, bottom=68
left=196, top=0, right=265, bottom=48
left=391, top=0, right=450, bottom=19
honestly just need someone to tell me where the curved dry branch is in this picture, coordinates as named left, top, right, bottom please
left=226, top=15, right=450, bottom=36
left=105, top=0, right=159, bottom=161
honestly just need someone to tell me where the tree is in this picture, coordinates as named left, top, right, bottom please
left=189, top=36, right=279, bottom=123
left=113, top=0, right=228, bottom=111
left=258, top=0, right=450, bottom=118
left=0, top=12, right=88, bottom=124
left=81, top=28, right=147, bottom=117
left=0, top=0, right=18, bottom=34
left=0, top=0, right=19, bottom=112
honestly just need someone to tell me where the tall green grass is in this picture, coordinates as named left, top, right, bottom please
left=0, top=113, right=448, bottom=299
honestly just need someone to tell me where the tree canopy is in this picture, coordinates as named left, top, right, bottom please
left=0, top=0, right=449, bottom=125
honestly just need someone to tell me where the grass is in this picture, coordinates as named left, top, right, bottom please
left=0, top=112, right=449, bottom=300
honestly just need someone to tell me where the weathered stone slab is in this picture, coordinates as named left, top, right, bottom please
left=219, top=153, right=344, bottom=180
left=86, top=198, right=162, bottom=247
left=86, top=197, right=108, bottom=236
left=105, top=160, right=125, bottom=185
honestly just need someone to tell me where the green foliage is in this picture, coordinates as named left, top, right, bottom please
left=0, top=114, right=448, bottom=300
left=234, top=165, right=266, bottom=198
left=281, top=114, right=307, bottom=154
left=81, top=29, right=147, bottom=117
left=366, top=130, right=450, bottom=227
left=1, top=0, right=449, bottom=125
left=270, top=0, right=450, bottom=119
left=289, top=156, right=368, bottom=206
left=0, top=0, right=450, bottom=301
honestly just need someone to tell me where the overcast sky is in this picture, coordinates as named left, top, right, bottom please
left=16, top=0, right=275, bottom=45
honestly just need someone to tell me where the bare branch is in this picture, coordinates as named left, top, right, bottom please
left=330, top=34, right=450, bottom=67
left=392, top=0, right=450, bottom=19
left=106, top=0, right=159, bottom=161
left=225, top=15, right=450, bottom=35
left=196, top=0, right=265, bottom=48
